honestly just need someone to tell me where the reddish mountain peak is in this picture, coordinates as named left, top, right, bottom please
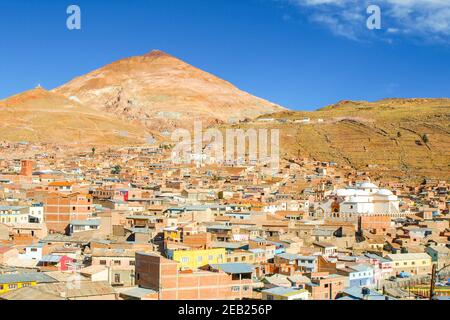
left=143, top=49, right=175, bottom=59
left=1, top=86, right=54, bottom=106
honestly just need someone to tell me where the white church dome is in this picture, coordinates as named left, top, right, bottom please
left=336, top=189, right=356, bottom=197
left=360, top=182, right=378, bottom=189
left=376, top=189, right=393, bottom=196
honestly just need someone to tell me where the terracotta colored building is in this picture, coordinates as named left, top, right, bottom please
left=135, top=253, right=253, bottom=300
left=20, top=160, right=34, bottom=177
left=359, top=215, right=392, bottom=233
left=44, top=193, right=93, bottom=233
left=305, top=272, right=347, bottom=300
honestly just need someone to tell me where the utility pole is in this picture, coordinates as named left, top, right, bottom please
left=429, top=264, right=437, bottom=300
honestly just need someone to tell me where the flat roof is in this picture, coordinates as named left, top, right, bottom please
left=209, top=263, right=253, bottom=274
left=262, top=286, right=309, bottom=297
left=0, top=272, right=57, bottom=284
left=387, top=253, right=432, bottom=261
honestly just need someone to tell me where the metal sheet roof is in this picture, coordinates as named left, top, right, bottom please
left=210, top=263, right=253, bottom=274
left=0, top=272, right=57, bottom=284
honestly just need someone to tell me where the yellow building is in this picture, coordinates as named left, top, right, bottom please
left=164, top=227, right=182, bottom=243
left=172, top=248, right=226, bottom=270
left=0, top=272, right=57, bottom=294
left=226, top=250, right=255, bottom=264
left=387, top=253, right=432, bottom=276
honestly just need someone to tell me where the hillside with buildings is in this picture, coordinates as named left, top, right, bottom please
left=235, top=98, right=450, bottom=181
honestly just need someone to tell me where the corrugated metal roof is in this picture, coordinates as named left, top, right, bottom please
left=120, top=287, right=157, bottom=298
left=262, top=286, right=309, bottom=297
left=0, top=272, right=57, bottom=284
left=70, top=219, right=100, bottom=226
left=40, top=255, right=62, bottom=263
left=210, top=263, right=253, bottom=274
left=387, top=253, right=432, bottom=261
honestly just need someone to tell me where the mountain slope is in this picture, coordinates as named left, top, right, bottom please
left=54, top=50, right=284, bottom=130
left=245, top=98, right=450, bottom=181
left=0, top=87, right=151, bottom=145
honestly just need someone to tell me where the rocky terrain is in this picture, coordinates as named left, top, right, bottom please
left=0, top=87, right=151, bottom=146
left=54, top=50, right=284, bottom=131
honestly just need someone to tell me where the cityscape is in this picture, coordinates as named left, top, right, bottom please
left=0, top=0, right=449, bottom=304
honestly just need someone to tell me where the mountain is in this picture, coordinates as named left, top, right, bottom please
left=54, top=50, right=284, bottom=130
left=0, top=87, right=151, bottom=146
left=243, top=98, right=450, bottom=181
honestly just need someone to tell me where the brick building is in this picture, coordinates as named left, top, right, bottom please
left=305, top=272, right=347, bottom=300
left=135, top=253, right=253, bottom=300
left=44, top=193, right=93, bottom=233
left=20, top=160, right=34, bottom=177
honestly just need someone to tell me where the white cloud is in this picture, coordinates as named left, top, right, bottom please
left=285, top=0, right=450, bottom=43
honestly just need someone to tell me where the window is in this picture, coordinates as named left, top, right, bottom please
left=8, top=284, right=18, bottom=290
left=114, top=274, right=121, bottom=283
left=231, top=286, right=240, bottom=292
left=243, top=286, right=250, bottom=291
left=72, top=206, right=76, bottom=211
left=181, top=257, right=189, bottom=263
left=197, top=256, right=203, bottom=263
left=100, top=260, right=107, bottom=265
left=114, top=260, right=121, bottom=266
left=129, top=260, right=135, bottom=266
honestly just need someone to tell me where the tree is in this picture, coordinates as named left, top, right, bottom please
left=397, top=132, right=401, bottom=138
left=91, top=147, right=96, bottom=156
left=111, top=165, right=122, bottom=175
left=422, top=134, right=429, bottom=144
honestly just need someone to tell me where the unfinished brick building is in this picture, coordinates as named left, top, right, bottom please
left=135, top=252, right=253, bottom=300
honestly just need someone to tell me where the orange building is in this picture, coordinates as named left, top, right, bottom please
left=359, top=215, right=392, bottom=232
left=44, top=193, right=93, bottom=233
left=20, top=160, right=34, bottom=176
left=135, top=253, right=253, bottom=300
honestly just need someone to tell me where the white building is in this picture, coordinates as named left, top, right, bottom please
left=18, top=243, right=45, bottom=261
left=330, top=182, right=401, bottom=217
left=29, top=203, right=45, bottom=223
left=0, top=206, right=29, bottom=224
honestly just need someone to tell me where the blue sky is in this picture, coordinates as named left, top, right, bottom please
left=0, top=0, right=449, bottom=110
